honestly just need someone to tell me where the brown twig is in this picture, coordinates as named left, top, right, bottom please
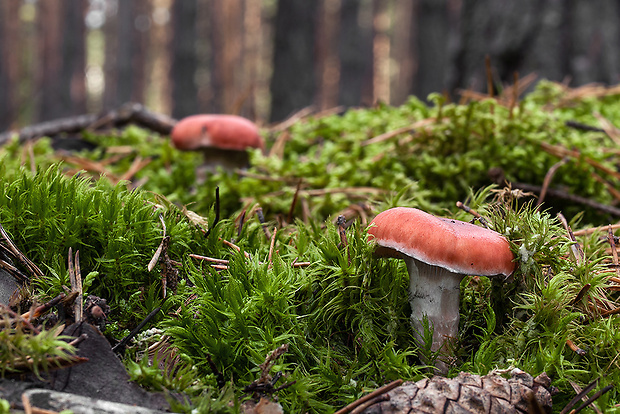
left=591, top=171, right=620, bottom=204
left=2, top=304, right=39, bottom=334
left=259, top=343, right=289, bottom=383
left=0, top=222, right=46, bottom=280
left=68, top=248, right=83, bottom=322
left=118, top=155, right=152, bottom=182
left=557, top=213, right=584, bottom=265
left=565, top=120, right=605, bottom=133
left=485, top=55, right=494, bottom=98
left=189, top=255, right=230, bottom=265
left=539, top=141, right=620, bottom=181
left=574, top=223, right=620, bottom=237
left=20, top=294, right=66, bottom=320
left=255, top=207, right=272, bottom=240
left=237, top=209, right=246, bottom=239
left=537, top=157, right=570, bottom=208
left=566, top=339, right=587, bottom=356
left=510, top=182, right=620, bottom=217
left=455, top=201, right=490, bottom=228
left=220, top=238, right=251, bottom=259
left=350, top=394, right=390, bottom=414
left=267, top=228, right=277, bottom=268
left=572, top=385, right=613, bottom=414
left=608, top=225, right=620, bottom=277
left=594, top=112, right=620, bottom=145
left=360, top=124, right=416, bottom=147
left=561, top=378, right=601, bottom=414
left=287, top=179, right=303, bottom=224
left=0, top=102, right=176, bottom=146
left=569, top=283, right=591, bottom=306
left=334, top=379, right=403, bottom=414
left=268, top=106, right=314, bottom=133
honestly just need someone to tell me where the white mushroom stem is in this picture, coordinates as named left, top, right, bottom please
left=405, top=257, right=464, bottom=361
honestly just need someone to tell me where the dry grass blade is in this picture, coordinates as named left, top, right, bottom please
left=0, top=223, right=46, bottom=280
left=574, top=223, right=620, bottom=237
left=560, top=378, right=601, bottom=414
left=56, top=154, right=120, bottom=182
left=361, top=124, right=416, bottom=147
left=148, top=214, right=167, bottom=272
left=557, top=213, right=584, bottom=265
left=570, top=283, right=591, bottom=306
left=268, top=228, right=277, bottom=269
left=287, top=179, right=304, bottom=224
left=591, top=172, right=620, bottom=204
left=539, top=141, right=620, bottom=181
left=537, top=157, right=570, bottom=208
left=594, top=112, right=620, bottom=145
left=67, top=249, right=82, bottom=322
left=119, top=155, right=152, bottom=182
left=268, top=106, right=314, bottom=133
left=608, top=226, right=620, bottom=277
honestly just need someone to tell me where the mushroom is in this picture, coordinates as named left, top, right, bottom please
left=368, top=207, right=515, bottom=372
left=171, top=114, right=264, bottom=171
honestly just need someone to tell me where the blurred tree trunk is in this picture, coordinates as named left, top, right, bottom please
left=171, top=0, right=199, bottom=118
left=269, top=0, right=318, bottom=122
left=36, top=1, right=87, bottom=122
left=338, top=0, right=374, bottom=107
left=104, top=0, right=150, bottom=109
left=60, top=2, right=87, bottom=115
left=114, top=1, right=134, bottom=104
left=0, top=4, right=5, bottom=130
left=211, top=0, right=243, bottom=115
left=0, top=2, right=20, bottom=130
left=391, top=1, right=414, bottom=105
left=131, top=0, right=151, bottom=103
left=316, top=0, right=341, bottom=111
left=242, top=0, right=264, bottom=120
left=450, top=0, right=543, bottom=93
left=444, top=0, right=617, bottom=96
left=36, top=1, right=63, bottom=121
left=410, top=0, right=451, bottom=100
left=372, top=0, right=391, bottom=104
left=103, top=1, right=119, bottom=109
left=563, top=0, right=620, bottom=85
left=195, top=0, right=213, bottom=114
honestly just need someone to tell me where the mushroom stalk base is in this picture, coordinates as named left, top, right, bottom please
left=405, top=258, right=463, bottom=372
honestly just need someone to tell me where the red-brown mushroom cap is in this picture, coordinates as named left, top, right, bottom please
left=368, top=207, right=515, bottom=277
left=171, top=114, right=264, bottom=151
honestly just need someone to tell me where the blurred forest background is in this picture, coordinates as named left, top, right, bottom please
left=1, top=0, right=619, bottom=133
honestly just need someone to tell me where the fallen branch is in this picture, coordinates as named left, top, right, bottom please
left=0, top=102, right=176, bottom=146
left=510, top=182, right=620, bottom=217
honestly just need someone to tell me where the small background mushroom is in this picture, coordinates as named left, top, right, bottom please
left=171, top=114, right=264, bottom=172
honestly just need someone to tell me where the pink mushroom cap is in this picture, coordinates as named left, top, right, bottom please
left=368, top=207, right=515, bottom=277
left=171, top=114, right=264, bottom=152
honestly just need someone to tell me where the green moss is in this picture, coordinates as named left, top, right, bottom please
left=2, top=81, right=620, bottom=411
